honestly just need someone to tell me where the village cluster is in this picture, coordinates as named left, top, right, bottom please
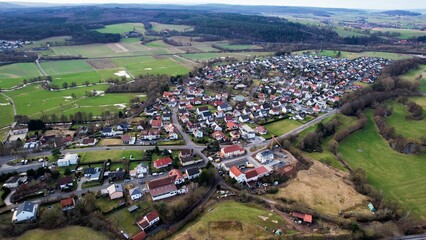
left=1, top=54, right=391, bottom=239
left=0, top=40, right=29, bottom=51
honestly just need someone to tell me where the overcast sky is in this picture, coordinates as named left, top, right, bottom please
left=4, top=0, right=426, bottom=10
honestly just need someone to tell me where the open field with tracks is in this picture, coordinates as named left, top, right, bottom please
left=2, top=84, right=139, bottom=122
left=112, top=56, right=191, bottom=76
left=338, top=111, right=426, bottom=220
left=173, top=201, right=285, bottom=240
left=182, top=51, right=273, bottom=61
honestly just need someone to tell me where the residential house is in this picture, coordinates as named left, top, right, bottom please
left=240, top=125, right=256, bottom=140
left=153, top=157, right=172, bottom=169
left=185, top=168, right=201, bottom=180
left=129, top=187, right=143, bottom=201
left=150, top=119, right=163, bottom=129
left=136, top=210, right=160, bottom=231
left=255, top=150, right=274, bottom=163
left=255, top=126, right=268, bottom=135
left=193, top=129, right=204, bottom=138
left=291, top=212, right=313, bottom=224
left=132, top=231, right=147, bottom=240
left=57, top=176, right=74, bottom=190
left=108, top=171, right=125, bottom=182
left=60, top=198, right=76, bottom=211
left=140, top=129, right=161, bottom=141
left=211, top=131, right=225, bottom=141
left=107, top=184, right=124, bottom=200
left=229, top=166, right=246, bottom=183
left=169, top=169, right=185, bottom=184
left=84, top=167, right=101, bottom=181
left=217, top=103, right=233, bottom=112
left=102, top=127, right=122, bottom=137
left=12, top=201, right=38, bottom=223
left=79, top=138, right=97, bottom=147
left=220, top=145, right=245, bottom=159
left=3, top=176, right=22, bottom=188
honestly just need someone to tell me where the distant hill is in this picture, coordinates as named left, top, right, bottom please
left=0, top=2, right=26, bottom=9
left=381, top=10, right=421, bottom=16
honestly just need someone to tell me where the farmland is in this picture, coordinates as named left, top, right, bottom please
left=300, top=50, right=413, bottom=60
left=182, top=51, right=273, bottom=61
left=41, top=60, right=95, bottom=75
left=17, top=226, right=108, bottom=240
left=96, top=22, right=146, bottom=34
left=385, top=100, right=426, bottom=140
left=173, top=201, right=285, bottom=240
left=215, top=43, right=263, bottom=50
left=112, top=56, right=191, bottom=76
left=371, top=27, right=426, bottom=39
left=0, top=63, right=43, bottom=89
left=338, top=111, right=426, bottom=220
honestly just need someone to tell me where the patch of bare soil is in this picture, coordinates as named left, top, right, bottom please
left=275, top=161, right=369, bottom=216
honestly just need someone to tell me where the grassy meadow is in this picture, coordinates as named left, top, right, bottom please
left=17, top=226, right=108, bottom=240
left=151, top=22, right=194, bottom=32
left=173, top=201, right=285, bottom=240
left=0, top=63, right=43, bottom=89
left=112, top=56, right=191, bottom=76
left=401, top=64, right=426, bottom=92
left=96, top=22, right=146, bottom=34
left=2, top=84, right=139, bottom=122
left=215, top=43, right=263, bottom=50
left=371, top=28, right=426, bottom=39
left=338, top=111, right=426, bottom=220
left=79, top=150, right=143, bottom=163
left=385, top=101, right=426, bottom=140
left=0, top=94, right=14, bottom=127
left=263, top=118, right=303, bottom=136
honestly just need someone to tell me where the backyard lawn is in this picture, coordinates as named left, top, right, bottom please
left=385, top=100, right=426, bottom=140
left=79, top=150, right=143, bottom=163
left=263, top=118, right=302, bottom=136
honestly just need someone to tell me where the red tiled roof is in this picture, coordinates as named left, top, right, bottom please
left=121, top=134, right=131, bottom=141
left=132, top=231, right=147, bottom=240
left=230, top=166, right=242, bottom=177
left=153, top=157, right=172, bottom=169
left=145, top=210, right=159, bottom=222
left=255, top=166, right=269, bottom=176
left=245, top=169, right=258, bottom=180
left=292, top=212, right=313, bottom=223
left=222, top=144, right=244, bottom=154
left=151, top=120, right=162, bottom=127
left=60, top=198, right=75, bottom=208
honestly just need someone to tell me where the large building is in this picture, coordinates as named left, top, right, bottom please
left=57, top=153, right=79, bottom=167
left=255, top=150, right=274, bottom=163
left=220, top=144, right=245, bottom=159
left=147, top=176, right=187, bottom=201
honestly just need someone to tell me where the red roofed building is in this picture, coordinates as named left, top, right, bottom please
left=292, top=212, right=313, bottom=224
left=211, top=131, right=225, bottom=141
left=137, top=210, right=160, bottom=231
left=153, top=157, right=172, bottom=169
left=60, top=198, right=75, bottom=211
left=150, top=119, right=163, bottom=129
left=169, top=169, right=185, bottom=184
left=255, top=126, right=268, bottom=135
left=220, top=144, right=245, bottom=158
left=132, top=231, right=147, bottom=240
left=229, top=166, right=246, bottom=183
left=147, top=175, right=188, bottom=201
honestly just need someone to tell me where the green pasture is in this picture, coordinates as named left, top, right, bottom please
left=112, top=56, right=190, bottom=76
left=151, top=22, right=194, bottom=32
left=0, top=63, right=43, bottom=88
left=339, top=111, right=426, bottom=220
left=17, top=226, right=108, bottom=240
left=96, top=22, right=146, bottom=34
left=80, top=150, right=143, bottom=164
left=371, top=27, right=426, bottom=39
left=385, top=100, right=426, bottom=140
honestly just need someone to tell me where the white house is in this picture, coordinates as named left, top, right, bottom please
left=229, top=166, right=246, bottom=183
left=240, top=125, right=256, bottom=139
left=220, top=145, right=245, bottom=159
left=129, top=187, right=143, bottom=201
left=185, top=168, right=201, bottom=180
left=57, top=153, right=79, bottom=167
left=256, top=150, right=274, bottom=163
left=136, top=210, right=160, bottom=230
left=12, top=201, right=38, bottom=223
left=3, top=176, right=23, bottom=189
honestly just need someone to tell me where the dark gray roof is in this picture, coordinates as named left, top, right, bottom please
left=186, top=168, right=201, bottom=176
left=5, top=175, right=20, bottom=184
left=17, top=201, right=36, bottom=214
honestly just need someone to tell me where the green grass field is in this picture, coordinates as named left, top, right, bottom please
left=23, top=36, right=71, bottom=49
left=401, top=64, right=426, bottom=92
left=262, top=119, right=302, bottom=136
left=17, top=226, right=108, bottom=240
left=112, top=56, right=190, bottom=76
left=151, top=22, right=194, bottom=32
left=334, top=26, right=368, bottom=37
left=48, top=44, right=123, bottom=58
left=338, top=111, right=426, bottom=220
left=215, top=43, right=262, bottom=50
left=385, top=101, right=426, bottom=140
left=96, top=22, right=145, bottom=34
left=182, top=52, right=273, bottom=61
left=309, top=50, right=413, bottom=60
left=173, top=201, right=285, bottom=240
left=41, top=60, right=95, bottom=75
left=371, top=28, right=426, bottom=39
left=50, top=70, right=119, bottom=86
left=0, top=63, right=43, bottom=89
left=2, top=84, right=139, bottom=122
left=0, top=94, right=14, bottom=127
left=80, top=150, right=143, bottom=163
left=410, top=96, right=426, bottom=108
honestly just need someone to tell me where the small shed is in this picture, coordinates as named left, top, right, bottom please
left=368, top=203, right=376, bottom=212
left=128, top=205, right=139, bottom=213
